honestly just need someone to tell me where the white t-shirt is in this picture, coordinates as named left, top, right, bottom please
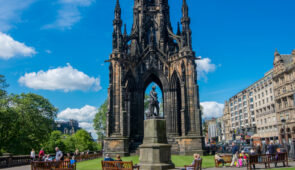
left=31, top=151, right=35, bottom=158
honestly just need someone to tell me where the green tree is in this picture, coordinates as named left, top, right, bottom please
left=62, top=134, right=76, bottom=153
left=0, top=75, right=8, bottom=99
left=5, top=93, right=58, bottom=154
left=93, top=100, right=107, bottom=141
left=73, top=129, right=95, bottom=151
left=44, top=131, right=66, bottom=153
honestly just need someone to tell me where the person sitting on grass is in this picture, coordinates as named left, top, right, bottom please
left=104, top=154, right=114, bottom=161
left=215, top=154, right=225, bottom=167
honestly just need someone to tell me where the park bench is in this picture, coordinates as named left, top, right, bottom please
left=31, top=161, right=76, bottom=170
left=247, top=153, right=288, bottom=170
left=184, top=159, right=202, bottom=170
left=101, top=161, right=140, bottom=170
left=214, top=155, right=232, bottom=167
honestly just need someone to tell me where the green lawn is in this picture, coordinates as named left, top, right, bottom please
left=77, top=155, right=215, bottom=170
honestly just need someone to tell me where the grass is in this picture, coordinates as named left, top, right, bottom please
left=270, top=168, right=295, bottom=170
left=77, top=155, right=215, bottom=170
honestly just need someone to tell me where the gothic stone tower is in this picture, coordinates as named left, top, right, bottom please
left=104, top=0, right=204, bottom=156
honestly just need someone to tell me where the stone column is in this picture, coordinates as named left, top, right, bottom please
left=139, top=119, right=175, bottom=170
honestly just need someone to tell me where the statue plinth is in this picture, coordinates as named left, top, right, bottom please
left=139, top=119, right=175, bottom=170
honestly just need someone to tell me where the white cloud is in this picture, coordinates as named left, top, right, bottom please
left=45, top=50, right=52, bottom=54
left=201, top=102, right=224, bottom=119
left=58, top=105, right=98, bottom=139
left=196, top=57, right=216, bottom=80
left=43, top=0, right=95, bottom=30
left=0, top=0, right=35, bottom=32
left=18, top=63, right=102, bottom=92
left=0, top=32, right=36, bottom=59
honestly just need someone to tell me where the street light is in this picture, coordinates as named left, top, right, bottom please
left=281, top=118, right=286, bottom=146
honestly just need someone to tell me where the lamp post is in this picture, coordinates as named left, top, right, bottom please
left=281, top=118, right=286, bottom=146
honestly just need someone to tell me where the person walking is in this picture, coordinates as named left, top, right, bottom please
left=230, top=142, right=239, bottom=167
left=30, top=149, right=35, bottom=161
left=55, top=147, right=63, bottom=161
left=38, top=148, right=45, bottom=160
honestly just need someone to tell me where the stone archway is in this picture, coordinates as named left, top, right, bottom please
left=104, top=0, right=204, bottom=156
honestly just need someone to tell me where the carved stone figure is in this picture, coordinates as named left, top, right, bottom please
left=147, top=86, right=160, bottom=118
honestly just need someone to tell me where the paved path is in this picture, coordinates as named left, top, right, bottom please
left=1, top=165, right=30, bottom=170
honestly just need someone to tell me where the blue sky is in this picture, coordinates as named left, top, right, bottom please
left=0, top=0, right=294, bottom=138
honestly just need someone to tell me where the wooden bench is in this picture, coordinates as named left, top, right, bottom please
left=101, top=161, right=139, bottom=170
left=184, top=159, right=202, bottom=170
left=247, top=153, right=288, bottom=170
left=215, top=155, right=232, bottom=167
left=31, top=161, right=76, bottom=170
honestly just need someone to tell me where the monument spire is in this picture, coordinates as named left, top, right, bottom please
left=181, top=0, right=192, bottom=49
left=182, top=0, right=189, bottom=18
left=115, top=0, right=121, bottom=19
left=112, top=0, right=123, bottom=52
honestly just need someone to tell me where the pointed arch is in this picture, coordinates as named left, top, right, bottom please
left=169, top=71, right=182, bottom=136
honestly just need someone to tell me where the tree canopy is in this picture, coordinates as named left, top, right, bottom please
left=44, top=130, right=98, bottom=154
left=93, top=99, right=107, bottom=141
left=0, top=75, right=58, bottom=155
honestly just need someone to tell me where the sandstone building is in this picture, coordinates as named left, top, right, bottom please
left=222, top=101, right=232, bottom=141
left=223, top=49, right=295, bottom=143
left=252, top=70, right=278, bottom=141
left=273, top=49, right=295, bottom=144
